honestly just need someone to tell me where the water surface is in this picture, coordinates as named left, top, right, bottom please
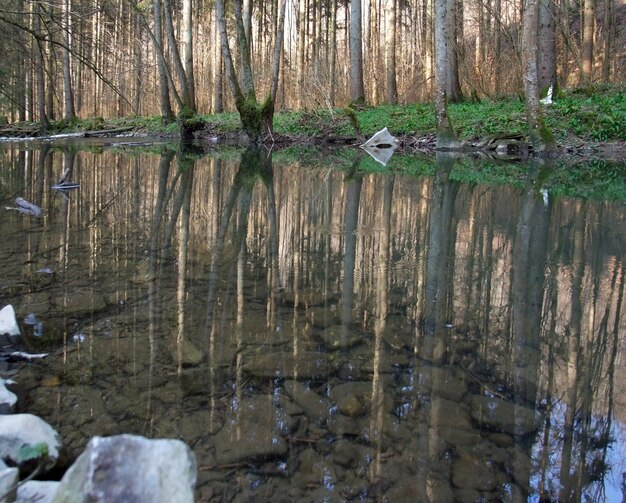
left=1, top=142, right=625, bottom=502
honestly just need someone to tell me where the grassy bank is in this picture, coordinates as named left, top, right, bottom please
left=100, top=84, right=624, bottom=146
left=1, top=85, right=623, bottom=150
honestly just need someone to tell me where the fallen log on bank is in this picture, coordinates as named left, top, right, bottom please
left=0, top=124, right=134, bottom=139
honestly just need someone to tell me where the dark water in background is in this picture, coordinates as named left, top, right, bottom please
left=1, top=141, right=626, bottom=502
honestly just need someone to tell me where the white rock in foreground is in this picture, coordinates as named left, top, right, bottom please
left=0, top=459, right=19, bottom=502
left=17, top=480, right=60, bottom=503
left=0, top=305, right=20, bottom=336
left=0, top=414, right=61, bottom=471
left=0, top=378, right=17, bottom=412
left=51, top=434, right=197, bottom=503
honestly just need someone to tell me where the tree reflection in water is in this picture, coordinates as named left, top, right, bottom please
left=1, top=143, right=625, bottom=502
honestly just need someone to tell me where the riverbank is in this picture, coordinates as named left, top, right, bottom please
left=1, top=86, right=624, bottom=158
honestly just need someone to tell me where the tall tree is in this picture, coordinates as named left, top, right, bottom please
left=162, top=0, right=194, bottom=111
left=212, top=10, right=223, bottom=113
left=61, top=0, right=76, bottom=122
left=384, top=0, right=398, bottom=103
left=446, top=0, right=462, bottom=102
left=181, top=0, right=196, bottom=109
left=216, top=0, right=287, bottom=142
left=151, top=0, right=174, bottom=122
left=349, top=0, right=365, bottom=104
left=538, top=0, right=557, bottom=94
left=601, top=0, right=615, bottom=82
left=580, top=0, right=596, bottom=86
left=433, top=0, right=458, bottom=148
left=522, top=0, right=556, bottom=153
left=33, top=0, right=49, bottom=130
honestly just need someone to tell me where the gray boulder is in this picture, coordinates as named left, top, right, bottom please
left=0, top=459, right=19, bottom=502
left=51, top=435, right=196, bottom=503
left=0, top=414, right=61, bottom=472
left=213, top=396, right=294, bottom=465
left=17, top=480, right=60, bottom=503
left=283, top=380, right=331, bottom=424
left=470, top=395, right=537, bottom=436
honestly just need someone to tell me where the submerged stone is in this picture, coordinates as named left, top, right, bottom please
left=451, top=454, right=498, bottom=491
left=305, top=307, right=339, bottom=329
left=213, top=396, right=292, bottom=465
left=283, top=380, right=331, bottom=424
left=171, top=337, right=204, bottom=366
left=243, top=351, right=337, bottom=380
left=53, top=290, right=107, bottom=318
left=336, top=394, right=364, bottom=418
left=317, top=325, right=362, bottom=350
left=470, top=395, right=537, bottom=436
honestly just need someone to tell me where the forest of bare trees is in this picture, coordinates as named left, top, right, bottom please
left=0, top=0, right=623, bottom=139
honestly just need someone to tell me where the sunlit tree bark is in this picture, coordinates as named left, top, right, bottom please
left=15, top=0, right=26, bottom=121
left=384, top=0, right=398, bottom=103
left=182, top=0, right=196, bottom=109
left=34, top=1, right=49, bottom=130
left=162, top=0, right=194, bottom=111
left=446, top=0, right=462, bottom=102
left=522, top=0, right=556, bottom=154
left=538, top=0, right=557, bottom=94
left=329, top=0, right=338, bottom=105
left=296, top=0, right=307, bottom=107
left=433, top=0, right=458, bottom=148
left=602, top=0, right=614, bottom=82
left=580, top=0, right=596, bottom=86
left=212, top=12, right=223, bottom=113
left=349, top=0, right=365, bottom=104
left=152, top=0, right=174, bottom=122
left=61, top=0, right=76, bottom=121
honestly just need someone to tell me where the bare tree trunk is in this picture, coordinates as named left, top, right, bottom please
left=152, top=0, right=174, bottom=122
left=446, top=0, right=462, bottom=102
left=212, top=10, right=223, bottom=113
left=33, top=1, right=48, bottom=130
left=602, top=0, right=614, bottom=82
left=15, top=0, right=27, bottom=121
left=62, top=0, right=76, bottom=121
left=522, top=0, right=555, bottom=154
left=384, top=0, right=397, bottom=103
left=493, top=0, right=502, bottom=94
left=133, top=12, right=143, bottom=115
left=162, top=0, right=193, bottom=110
left=329, top=0, right=338, bottom=106
left=182, top=0, right=196, bottom=109
left=434, top=0, right=457, bottom=148
left=296, top=0, right=307, bottom=107
left=538, top=0, right=557, bottom=94
left=349, top=0, right=366, bottom=104
left=580, top=0, right=595, bottom=86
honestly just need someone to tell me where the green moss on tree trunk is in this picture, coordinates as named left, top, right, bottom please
left=236, top=94, right=275, bottom=143
left=528, top=120, right=556, bottom=155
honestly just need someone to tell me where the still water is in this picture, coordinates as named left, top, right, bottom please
left=1, top=140, right=626, bottom=502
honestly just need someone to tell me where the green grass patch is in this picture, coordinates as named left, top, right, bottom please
left=39, top=84, right=623, bottom=145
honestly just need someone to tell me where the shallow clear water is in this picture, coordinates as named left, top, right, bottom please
left=1, top=141, right=626, bottom=502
